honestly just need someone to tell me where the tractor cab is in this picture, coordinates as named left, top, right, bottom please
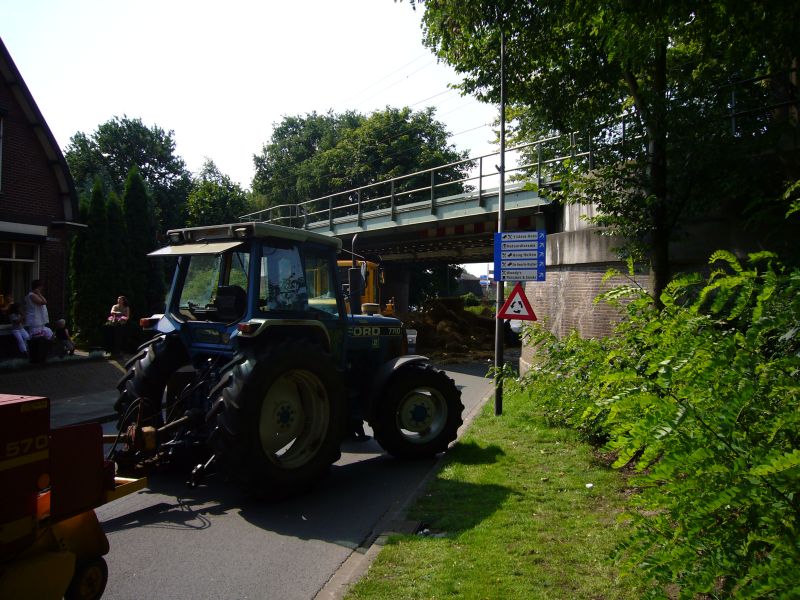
left=147, top=223, right=348, bottom=362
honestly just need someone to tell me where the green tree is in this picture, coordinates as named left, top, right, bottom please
left=413, top=0, right=800, bottom=301
left=252, top=111, right=364, bottom=208
left=252, top=106, right=471, bottom=296
left=408, top=263, right=464, bottom=307
left=252, top=107, right=469, bottom=205
left=65, top=115, right=193, bottom=231
left=121, top=168, right=164, bottom=317
left=70, top=179, right=113, bottom=347
left=105, top=191, right=128, bottom=304
left=186, top=160, right=249, bottom=226
left=330, top=106, right=468, bottom=201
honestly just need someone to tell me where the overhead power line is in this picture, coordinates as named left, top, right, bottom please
left=357, top=60, right=437, bottom=105
left=338, top=52, right=432, bottom=106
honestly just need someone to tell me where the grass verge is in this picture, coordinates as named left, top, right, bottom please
left=346, top=389, right=641, bottom=599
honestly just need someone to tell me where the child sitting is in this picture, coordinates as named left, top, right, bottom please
left=54, top=318, right=76, bottom=356
left=8, top=303, right=30, bottom=356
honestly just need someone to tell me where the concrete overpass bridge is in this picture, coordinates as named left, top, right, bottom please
left=241, top=131, right=594, bottom=265
left=240, top=131, right=597, bottom=310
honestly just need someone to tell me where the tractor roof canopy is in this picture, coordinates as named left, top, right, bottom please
left=149, top=221, right=342, bottom=257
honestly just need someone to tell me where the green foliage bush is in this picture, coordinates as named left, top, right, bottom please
left=512, top=252, right=800, bottom=597
left=460, top=291, right=482, bottom=306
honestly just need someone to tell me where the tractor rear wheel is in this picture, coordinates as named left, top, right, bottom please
left=214, top=340, right=345, bottom=499
left=114, top=334, right=189, bottom=428
left=373, top=364, right=463, bottom=459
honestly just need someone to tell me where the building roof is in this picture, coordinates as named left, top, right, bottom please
left=0, top=36, right=79, bottom=223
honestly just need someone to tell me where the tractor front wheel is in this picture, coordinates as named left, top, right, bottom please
left=373, top=364, right=463, bottom=459
left=214, top=340, right=345, bottom=499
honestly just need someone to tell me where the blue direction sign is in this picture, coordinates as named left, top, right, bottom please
left=493, top=230, right=546, bottom=282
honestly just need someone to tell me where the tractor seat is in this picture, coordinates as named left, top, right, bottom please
left=215, top=285, right=247, bottom=321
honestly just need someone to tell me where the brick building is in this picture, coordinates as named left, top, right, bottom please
left=0, top=37, right=81, bottom=327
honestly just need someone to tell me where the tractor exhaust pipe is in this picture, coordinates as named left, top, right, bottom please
left=349, top=234, right=362, bottom=315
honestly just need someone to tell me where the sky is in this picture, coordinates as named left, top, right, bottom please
left=2, top=0, right=497, bottom=276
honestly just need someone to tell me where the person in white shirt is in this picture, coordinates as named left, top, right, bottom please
left=24, top=279, right=54, bottom=339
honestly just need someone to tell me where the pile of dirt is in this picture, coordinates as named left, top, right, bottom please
left=398, top=297, right=519, bottom=363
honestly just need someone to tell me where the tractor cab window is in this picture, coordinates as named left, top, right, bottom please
left=177, top=249, right=250, bottom=322
left=259, top=245, right=307, bottom=312
left=258, top=242, right=339, bottom=318
left=304, top=249, right=339, bottom=318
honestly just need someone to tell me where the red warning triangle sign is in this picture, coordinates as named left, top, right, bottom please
left=497, top=282, right=537, bottom=321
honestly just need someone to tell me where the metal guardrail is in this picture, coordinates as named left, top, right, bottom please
left=239, top=114, right=642, bottom=230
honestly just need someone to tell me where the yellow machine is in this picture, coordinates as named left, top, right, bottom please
left=337, top=259, right=395, bottom=316
left=0, top=395, right=146, bottom=600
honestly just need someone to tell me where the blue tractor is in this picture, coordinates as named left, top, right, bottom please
left=111, top=222, right=463, bottom=498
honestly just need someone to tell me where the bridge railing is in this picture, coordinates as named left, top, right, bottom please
left=241, top=115, right=642, bottom=229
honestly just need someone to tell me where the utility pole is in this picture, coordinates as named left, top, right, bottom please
left=494, top=27, right=506, bottom=416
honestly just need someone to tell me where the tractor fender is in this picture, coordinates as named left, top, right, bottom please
left=365, top=354, right=430, bottom=422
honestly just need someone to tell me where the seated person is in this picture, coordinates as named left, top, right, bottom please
left=108, top=295, right=130, bottom=324
left=8, top=303, right=30, bottom=355
left=0, top=292, right=12, bottom=324
left=54, top=319, right=76, bottom=356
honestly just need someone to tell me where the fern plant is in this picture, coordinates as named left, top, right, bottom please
left=510, top=252, right=800, bottom=597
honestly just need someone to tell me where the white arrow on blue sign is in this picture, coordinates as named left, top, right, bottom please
left=493, top=230, right=546, bottom=282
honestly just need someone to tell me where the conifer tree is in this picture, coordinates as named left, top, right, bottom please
left=121, top=167, right=164, bottom=318
left=105, top=191, right=128, bottom=306
left=70, top=179, right=113, bottom=346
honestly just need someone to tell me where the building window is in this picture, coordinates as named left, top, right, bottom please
left=0, top=241, right=39, bottom=307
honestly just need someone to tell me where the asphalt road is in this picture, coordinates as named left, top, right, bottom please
left=95, top=361, right=495, bottom=600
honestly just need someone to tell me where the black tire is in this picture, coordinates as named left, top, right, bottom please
left=114, top=334, right=189, bottom=427
left=214, top=340, right=345, bottom=499
left=373, top=364, right=464, bottom=459
left=64, top=556, right=108, bottom=600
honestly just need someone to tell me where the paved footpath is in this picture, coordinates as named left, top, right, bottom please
left=0, top=356, right=125, bottom=428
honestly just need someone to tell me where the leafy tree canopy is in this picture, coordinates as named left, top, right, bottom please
left=186, top=159, right=249, bottom=226
left=414, top=1, right=798, bottom=133
left=251, top=107, right=469, bottom=208
left=252, top=111, right=364, bottom=208
left=412, top=0, right=800, bottom=300
left=65, top=115, right=193, bottom=230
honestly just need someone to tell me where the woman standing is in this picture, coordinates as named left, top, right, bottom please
left=24, top=279, right=53, bottom=338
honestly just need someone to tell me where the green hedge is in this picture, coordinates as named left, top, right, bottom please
left=512, top=251, right=800, bottom=598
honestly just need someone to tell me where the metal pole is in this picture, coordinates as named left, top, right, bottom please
left=478, top=156, right=484, bottom=207
left=494, top=27, right=506, bottom=416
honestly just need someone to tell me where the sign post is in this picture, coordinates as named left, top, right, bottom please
left=493, top=27, right=507, bottom=417
left=493, top=229, right=546, bottom=415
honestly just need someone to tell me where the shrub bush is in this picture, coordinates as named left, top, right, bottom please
left=460, top=291, right=482, bottom=306
left=512, top=251, right=800, bottom=597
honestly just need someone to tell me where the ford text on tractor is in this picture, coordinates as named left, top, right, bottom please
left=110, top=222, right=463, bottom=498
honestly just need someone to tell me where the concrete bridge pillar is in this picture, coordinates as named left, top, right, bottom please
left=382, top=264, right=411, bottom=314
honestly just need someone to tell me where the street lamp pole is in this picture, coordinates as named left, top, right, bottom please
left=494, top=27, right=506, bottom=416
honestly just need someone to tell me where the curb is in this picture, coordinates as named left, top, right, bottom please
left=314, top=386, right=493, bottom=600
